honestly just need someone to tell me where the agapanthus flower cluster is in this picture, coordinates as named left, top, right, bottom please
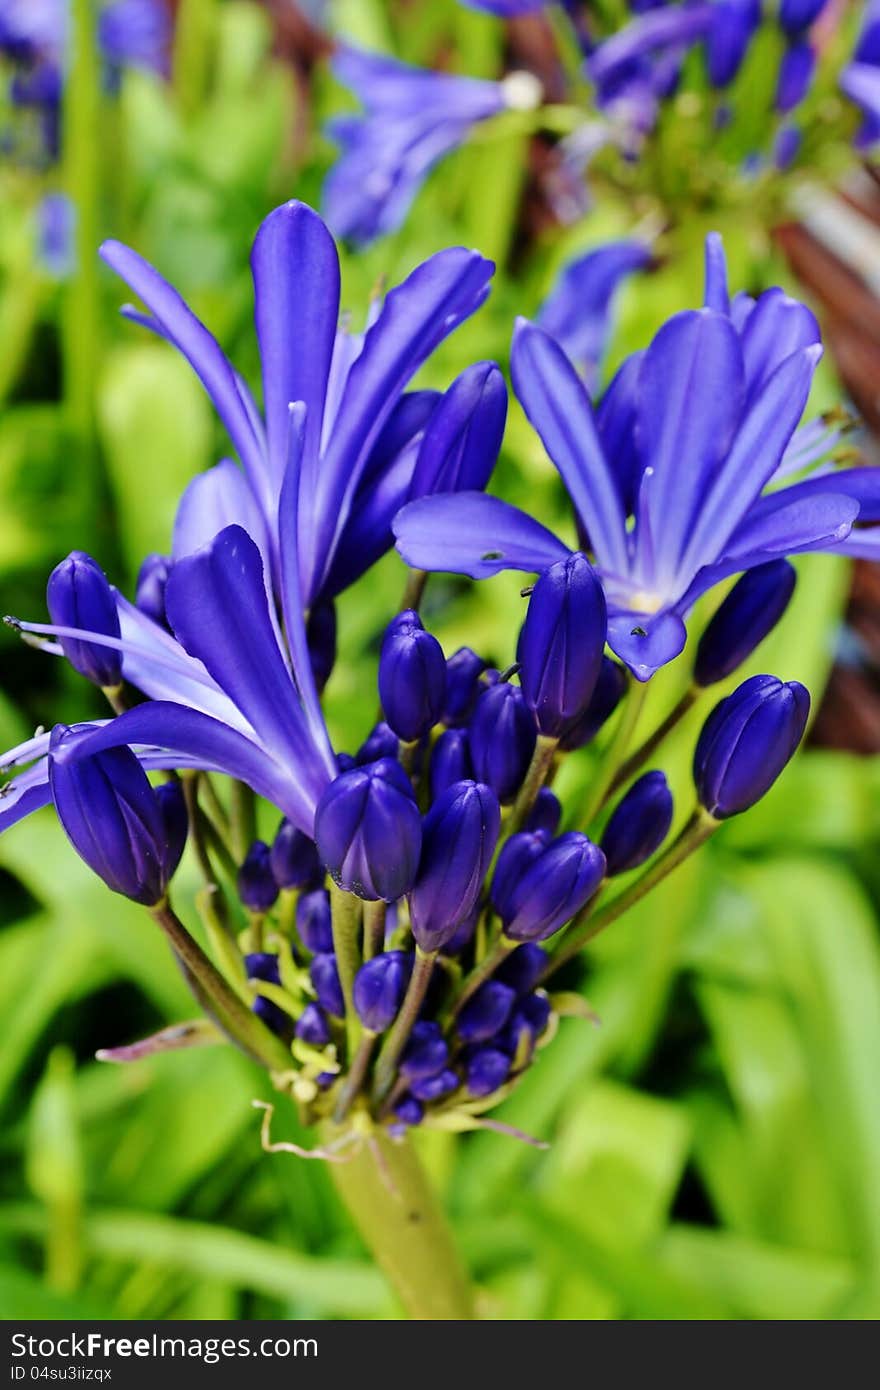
left=322, top=2, right=879, bottom=245
left=0, top=203, right=859, bottom=1147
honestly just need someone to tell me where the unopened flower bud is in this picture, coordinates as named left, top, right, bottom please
left=442, top=647, right=488, bottom=726
left=694, top=674, right=810, bottom=818
left=378, top=610, right=447, bottom=742
left=48, top=729, right=185, bottom=905
left=500, top=832, right=605, bottom=942
left=309, top=953, right=345, bottom=1017
left=558, top=657, right=627, bottom=751
left=270, top=818, right=322, bottom=890
left=694, top=560, right=796, bottom=687
left=495, top=942, right=547, bottom=996
left=356, top=722, right=400, bottom=766
left=47, top=551, right=122, bottom=688
left=491, top=831, right=549, bottom=918
left=409, top=1068, right=459, bottom=1102
left=468, top=683, right=536, bottom=803
left=315, top=757, right=422, bottom=902
left=394, top=1095, right=425, bottom=1126
left=601, top=771, right=673, bottom=876
left=400, top=1020, right=449, bottom=1081
left=244, top=952, right=281, bottom=984
left=409, top=780, right=500, bottom=953
left=524, top=787, right=561, bottom=837
left=457, top=980, right=516, bottom=1043
left=296, top=887, right=333, bottom=953
left=518, top=553, right=607, bottom=736
left=135, top=553, right=171, bottom=627
left=295, top=1002, right=331, bottom=1046
left=352, top=950, right=413, bottom=1032
left=429, top=728, right=473, bottom=799
left=465, top=1046, right=512, bottom=1098
left=237, top=841, right=279, bottom=912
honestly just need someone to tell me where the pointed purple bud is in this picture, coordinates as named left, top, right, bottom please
left=491, top=831, right=549, bottom=919
left=409, top=361, right=507, bottom=497
left=400, top=1020, right=450, bottom=1081
left=336, top=752, right=357, bottom=773
left=296, top=887, right=334, bottom=953
left=309, top=952, right=345, bottom=1017
left=135, top=553, right=171, bottom=627
left=442, top=647, right=488, bottom=726
left=245, top=952, right=281, bottom=984
left=694, top=674, right=810, bottom=819
left=46, top=551, right=122, bottom=688
left=378, top=610, right=447, bottom=743
left=353, top=950, right=413, bottom=1031
left=465, top=1046, right=512, bottom=1098
left=468, top=683, right=537, bottom=803
left=601, top=771, right=673, bottom=876
left=237, top=841, right=279, bottom=913
left=558, top=657, right=627, bottom=752
left=295, top=1002, right=332, bottom=1046
left=500, top=832, right=606, bottom=942
left=495, top=942, right=547, bottom=996
left=409, top=780, right=501, bottom=953
left=458, top=980, right=516, bottom=1043
left=155, top=781, right=188, bottom=883
left=695, top=561, right=797, bottom=687
left=48, top=728, right=182, bottom=906
left=315, top=757, right=422, bottom=902
left=775, top=40, right=815, bottom=113
left=523, top=787, right=562, bottom=838
left=356, top=721, right=400, bottom=766
left=518, top=554, right=608, bottom=737
left=307, top=597, right=337, bottom=694
left=706, top=0, right=761, bottom=88
left=394, top=1095, right=425, bottom=1126
left=497, top=991, right=552, bottom=1057
left=270, top=817, right=322, bottom=891
left=430, top=727, right=474, bottom=799
left=409, top=1068, right=460, bottom=1103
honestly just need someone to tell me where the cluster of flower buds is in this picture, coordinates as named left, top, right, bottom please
left=28, top=540, right=812, bottom=1136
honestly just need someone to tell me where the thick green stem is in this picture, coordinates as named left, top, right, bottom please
left=578, top=679, right=648, bottom=828
left=372, top=948, right=437, bottom=1104
left=400, top=568, right=429, bottom=614
left=508, top=734, right=558, bottom=835
left=321, top=1121, right=474, bottom=1319
left=149, top=899, right=290, bottom=1072
left=363, top=901, right=387, bottom=960
left=329, top=882, right=362, bottom=1055
left=333, top=1033, right=377, bottom=1123
left=544, top=807, right=718, bottom=979
left=607, top=687, right=698, bottom=799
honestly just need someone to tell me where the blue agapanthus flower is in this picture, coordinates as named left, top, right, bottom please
left=537, top=240, right=652, bottom=389
left=323, top=46, right=543, bottom=246
left=0, top=201, right=497, bottom=832
left=394, top=233, right=880, bottom=681
left=99, top=201, right=498, bottom=611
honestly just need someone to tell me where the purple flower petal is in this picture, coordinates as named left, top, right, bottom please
left=394, top=491, right=571, bottom=578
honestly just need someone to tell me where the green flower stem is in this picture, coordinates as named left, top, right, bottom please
left=372, top=948, right=437, bottom=1104
left=229, top=781, right=256, bottom=861
left=448, top=937, right=516, bottom=1022
left=333, top=1033, right=378, bottom=1123
left=194, top=883, right=248, bottom=1000
left=63, top=0, right=102, bottom=520
left=544, top=807, right=718, bottom=979
left=149, top=898, right=291, bottom=1071
left=508, top=734, right=559, bottom=835
left=363, top=901, right=387, bottom=960
left=606, top=687, right=699, bottom=800
left=329, top=883, right=363, bottom=1056
left=578, top=678, right=649, bottom=828
left=400, top=567, right=429, bottom=613
left=320, top=1120, right=474, bottom=1320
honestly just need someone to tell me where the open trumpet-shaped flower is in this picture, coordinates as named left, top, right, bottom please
left=395, top=233, right=880, bottom=680
left=100, top=200, right=498, bottom=612
left=323, top=46, right=542, bottom=247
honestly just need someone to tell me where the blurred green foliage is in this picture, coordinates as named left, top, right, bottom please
left=0, top=0, right=879, bottom=1320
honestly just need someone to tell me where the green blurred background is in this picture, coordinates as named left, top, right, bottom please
left=1, top=0, right=879, bottom=1320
